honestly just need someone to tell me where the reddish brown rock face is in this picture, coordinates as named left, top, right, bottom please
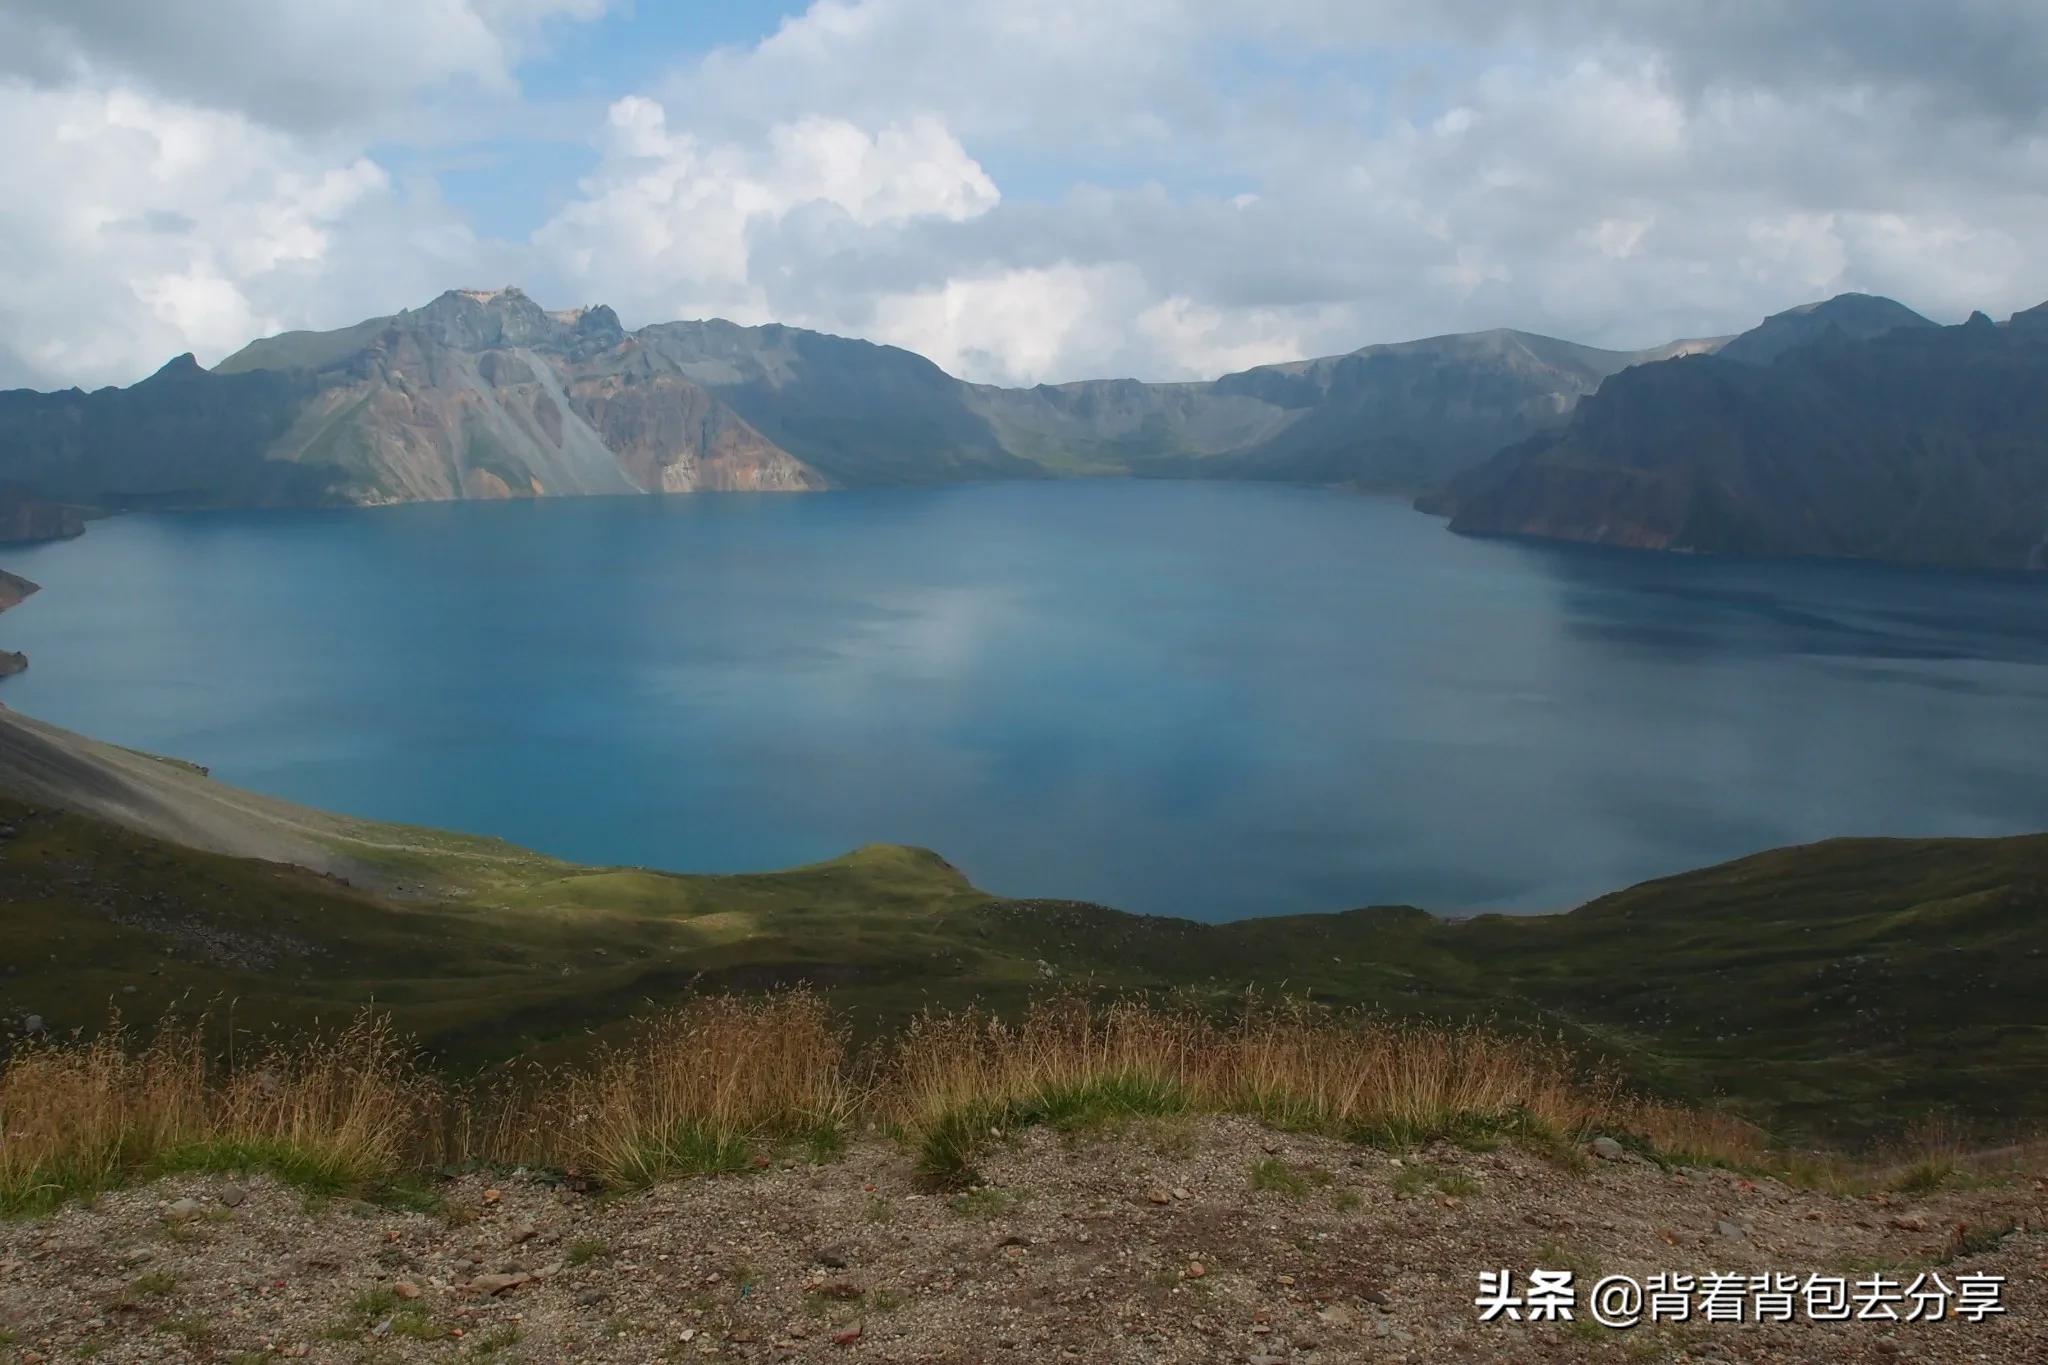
left=0, top=288, right=826, bottom=516
left=0, top=568, right=37, bottom=615
left=567, top=372, right=823, bottom=494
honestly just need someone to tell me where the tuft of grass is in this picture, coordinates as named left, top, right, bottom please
left=322, top=1285, right=447, bottom=1343
left=1391, top=1161, right=1477, bottom=1198
left=1030, top=1074, right=1191, bottom=1132
left=800, top=1123, right=848, bottom=1164
left=131, top=1270, right=180, bottom=1298
left=157, top=1315, right=216, bottom=1346
left=439, top=1194, right=482, bottom=1227
left=566, top=1237, right=609, bottom=1267
left=1533, top=1237, right=1603, bottom=1281
left=914, top=1101, right=1016, bottom=1188
left=1608, top=1101, right=1771, bottom=1171
left=618, top=1122, right=756, bottom=1183
left=1250, top=1159, right=1302, bottom=1197
left=1939, top=1220, right=2016, bottom=1264
left=541, top=993, right=853, bottom=1190
left=948, top=1186, right=1015, bottom=1218
left=473, top=1324, right=523, bottom=1355
left=1892, top=1159, right=1955, bottom=1195
left=349, top=1287, right=400, bottom=1319
left=391, top=1307, right=452, bottom=1341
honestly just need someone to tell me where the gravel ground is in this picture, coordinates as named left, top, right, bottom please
left=1, top=1117, right=2041, bottom=1363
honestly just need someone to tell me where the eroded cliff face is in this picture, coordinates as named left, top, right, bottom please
left=0, top=289, right=826, bottom=514
left=566, top=365, right=823, bottom=493
left=245, top=291, right=823, bottom=505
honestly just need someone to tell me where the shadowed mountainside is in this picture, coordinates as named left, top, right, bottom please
left=3, top=704, right=2043, bottom=1139
left=0, top=483, right=85, bottom=545
left=1427, top=295, right=2048, bottom=570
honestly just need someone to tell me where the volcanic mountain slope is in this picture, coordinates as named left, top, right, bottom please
left=1429, top=295, right=2048, bottom=570
left=967, top=328, right=1726, bottom=488
left=0, top=290, right=821, bottom=513
left=637, top=317, right=1719, bottom=490
left=0, top=288, right=1720, bottom=512
left=220, top=288, right=823, bottom=503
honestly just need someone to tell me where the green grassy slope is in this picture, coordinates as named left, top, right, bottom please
left=5, top=778, right=2045, bottom=1141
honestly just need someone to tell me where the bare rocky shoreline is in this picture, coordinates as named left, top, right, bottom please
left=0, top=569, right=36, bottom=678
left=1, top=1118, right=2040, bottom=1364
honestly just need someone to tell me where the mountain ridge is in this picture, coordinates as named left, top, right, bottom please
left=0, top=287, right=1730, bottom=524
left=1429, top=296, right=2048, bottom=570
left=16, top=285, right=2044, bottom=572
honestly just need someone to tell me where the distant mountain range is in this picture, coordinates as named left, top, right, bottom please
left=1427, top=294, right=2048, bottom=571
left=0, top=286, right=1716, bottom=518
left=2, top=285, right=2045, bottom=570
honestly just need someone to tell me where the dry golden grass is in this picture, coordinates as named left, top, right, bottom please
left=0, top=1015, right=435, bottom=1215
left=536, top=993, right=854, bottom=1186
left=1612, top=1098, right=1772, bottom=1171
left=882, top=998, right=1709, bottom=1181
left=892, top=999, right=1610, bottom=1130
left=2, top=992, right=1779, bottom=1213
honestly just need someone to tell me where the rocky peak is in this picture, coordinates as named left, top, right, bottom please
left=1718, top=292, right=1934, bottom=366
left=401, top=287, right=559, bottom=351
left=144, top=353, right=207, bottom=383
left=393, top=287, right=627, bottom=360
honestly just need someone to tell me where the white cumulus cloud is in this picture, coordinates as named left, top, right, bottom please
left=5, top=0, right=2048, bottom=389
left=534, top=96, right=998, bottom=325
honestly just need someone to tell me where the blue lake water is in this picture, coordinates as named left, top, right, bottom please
left=5, top=480, right=2048, bottom=921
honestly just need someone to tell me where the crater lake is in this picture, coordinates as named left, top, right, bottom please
left=7, top=479, right=2048, bottom=920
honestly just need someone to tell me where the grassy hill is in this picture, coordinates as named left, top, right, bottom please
left=3, top=708, right=2044, bottom=1142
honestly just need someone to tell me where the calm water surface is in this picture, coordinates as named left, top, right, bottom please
left=6, top=481, right=2047, bottom=920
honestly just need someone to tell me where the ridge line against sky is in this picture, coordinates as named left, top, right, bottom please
left=1, top=0, right=2045, bottom=393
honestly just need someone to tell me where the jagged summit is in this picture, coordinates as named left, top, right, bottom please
left=213, top=287, right=625, bottom=375
left=146, top=352, right=205, bottom=381
left=397, top=284, right=614, bottom=353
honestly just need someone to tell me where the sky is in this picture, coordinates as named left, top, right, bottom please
left=1, top=1, right=2045, bottom=391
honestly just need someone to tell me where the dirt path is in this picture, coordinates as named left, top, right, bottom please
left=2, top=1118, right=2041, bottom=1363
